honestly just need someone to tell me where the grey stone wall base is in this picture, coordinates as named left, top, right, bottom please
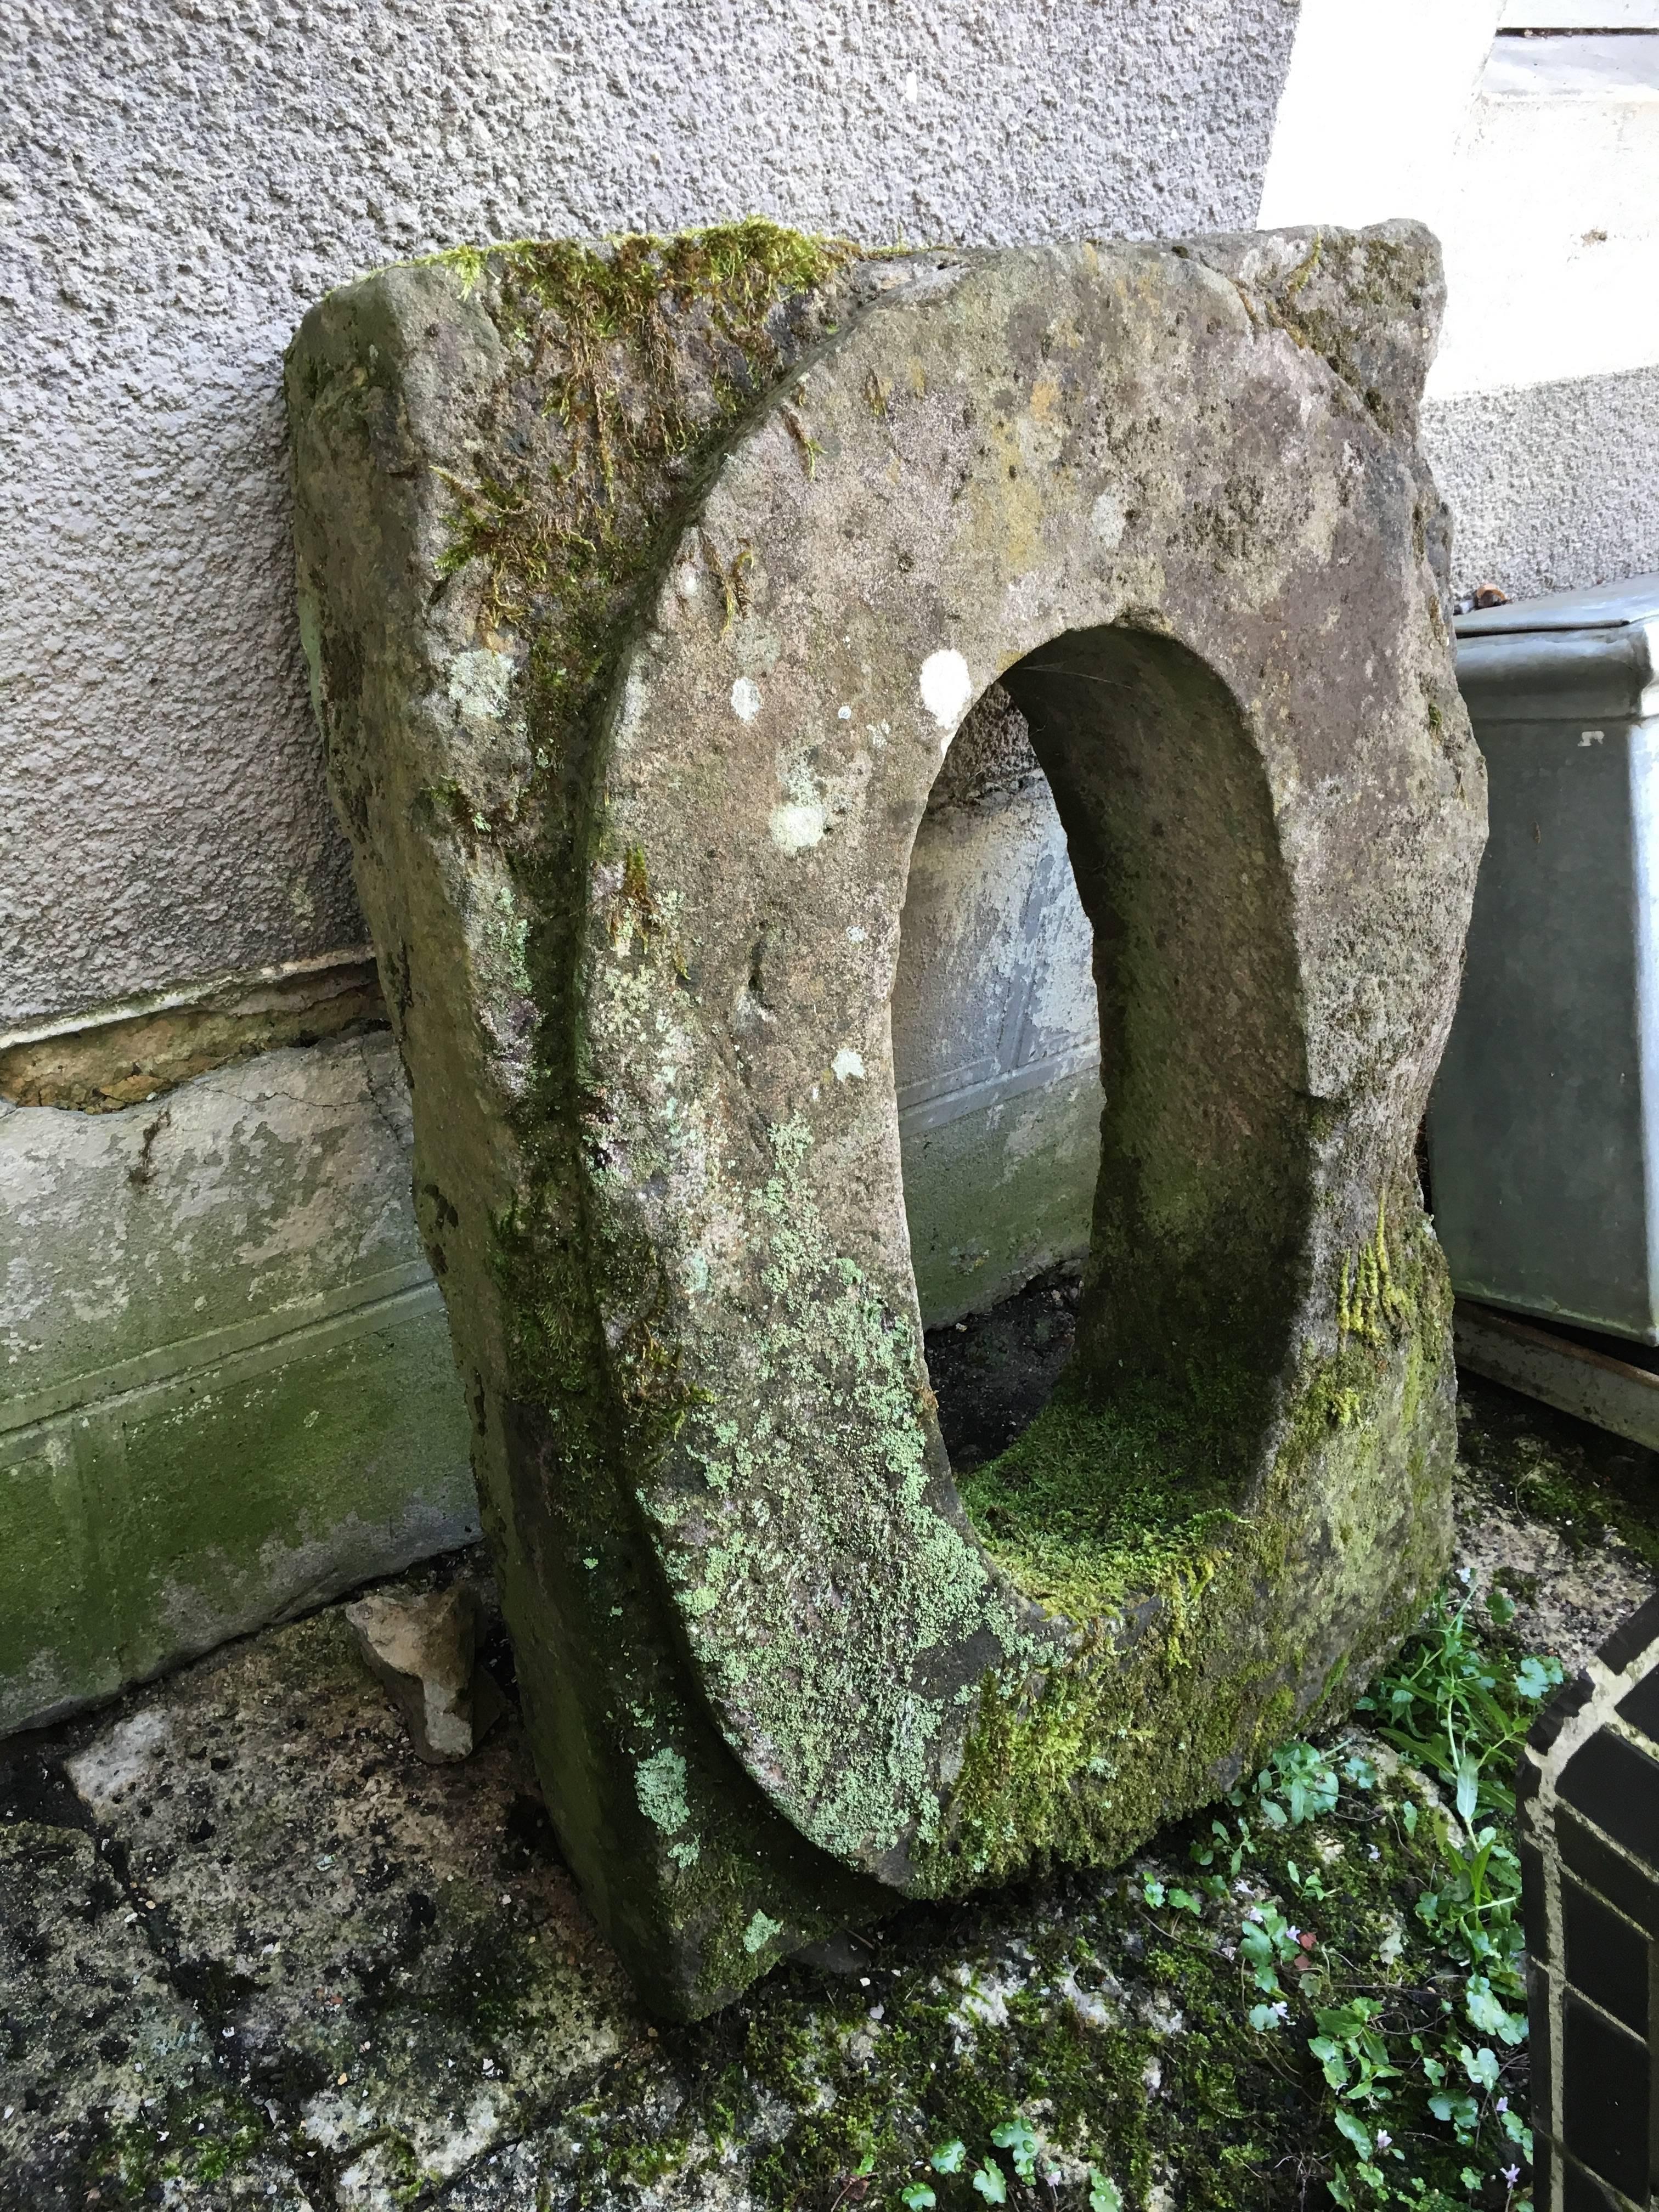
left=0, top=1035, right=476, bottom=1735
left=288, top=223, right=1482, bottom=2015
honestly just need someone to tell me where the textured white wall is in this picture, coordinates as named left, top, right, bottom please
left=1257, top=0, right=1503, bottom=239
left=1258, top=3, right=1659, bottom=596
left=1434, top=35, right=1659, bottom=399
left=1419, top=32, right=1659, bottom=597
left=0, top=0, right=1300, bottom=1028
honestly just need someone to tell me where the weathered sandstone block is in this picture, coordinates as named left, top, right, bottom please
left=287, top=220, right=1485, bottom=2016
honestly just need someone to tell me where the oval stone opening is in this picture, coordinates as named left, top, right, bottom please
left=901, top=623, right=1308, bottom=1521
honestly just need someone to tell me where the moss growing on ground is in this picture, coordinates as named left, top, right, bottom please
left=88, top=2083, right=271, bottom=2196
left=537, top=1574, right=1548, bottom=2211
left=1457, top=1371, right=1659, bottom=1572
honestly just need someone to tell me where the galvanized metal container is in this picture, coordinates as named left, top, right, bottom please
left=1427, top=575, right=1659, bottom=1340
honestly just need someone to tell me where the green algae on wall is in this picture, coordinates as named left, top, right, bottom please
left=1, top=1034, right=476, bottom=1736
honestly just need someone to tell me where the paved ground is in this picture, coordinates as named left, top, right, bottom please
left=3, top=1374, right=1655, bottom=2212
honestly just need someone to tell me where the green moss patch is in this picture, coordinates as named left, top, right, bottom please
left=1457, top=1372, right=1659, bottom=1573
left=958, top=1375, right=1250, bottom=1623
left=541, top=1576, right=1548, bottom=2210
left=430, top=221, right=859, bottom=776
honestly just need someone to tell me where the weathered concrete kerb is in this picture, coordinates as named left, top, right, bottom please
left=286, top=219, right=1485, bottom=2016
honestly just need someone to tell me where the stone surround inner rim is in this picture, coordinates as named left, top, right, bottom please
left=901, top=617, right=1311, bottom=1511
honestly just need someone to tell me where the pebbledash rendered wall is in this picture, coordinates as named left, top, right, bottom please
left=4, top=0, right=1658, bottom=1730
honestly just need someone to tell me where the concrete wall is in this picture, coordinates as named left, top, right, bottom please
left=1, top=1032, right=476, bottom=1733
left=8, top=0, right=1659, bottom=1730
left=894, top=690, right=1102, bottom=1327
left=2, top=0, right=1299, bottom=1031
left=1260, top=0, right=1659, bottom=597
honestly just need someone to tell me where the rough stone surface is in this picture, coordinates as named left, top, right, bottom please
left=1423, top=363, right=1659, bottom=600
left=346, top=1583, right=505, bottom=1763
left=288, top=222, right=1484, bottom=2014
left=7, top=1558, right=634, bottom=2209
left=1, top=0, right=1301, bottom=1031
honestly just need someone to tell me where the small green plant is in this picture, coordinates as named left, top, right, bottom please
left=989, top=2117, right=1039, bottom=2185
left=1133, top=1576, right=1558, bottom=2205
left=1359, top=1582, right=1562, bottom=1838
left=1253, top=1737, right=1341, bottom=1829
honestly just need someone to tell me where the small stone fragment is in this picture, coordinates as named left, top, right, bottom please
left=345, top=1585, right=505, bottom=1763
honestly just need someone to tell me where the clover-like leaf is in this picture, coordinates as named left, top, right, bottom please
left=1466, top=1976, right=1527, bottom=2045
left=1459, top=2042, right=1500, bottom=2091
left=972, top=2159, right=1008, bottom=2204
left=990, top=2118, right=1038, bottom=2185
left=1333, top=2111, right=1373, bottom=2162
left=1310, top=2035, right=1351, bottom=2091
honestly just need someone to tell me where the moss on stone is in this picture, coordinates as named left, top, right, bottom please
left=929, top=1194, right=1454, bottom=1893
left=89, top=2083, right=270, bottom=2195
left=430, top=222, right=858, bottom=737
left=287, top=221, right=1471, bottom=2011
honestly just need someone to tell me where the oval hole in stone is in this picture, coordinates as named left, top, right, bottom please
left=893, top=679, right=1103, bottom=1474
left=898, top=623, right=1307, bottom=1590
